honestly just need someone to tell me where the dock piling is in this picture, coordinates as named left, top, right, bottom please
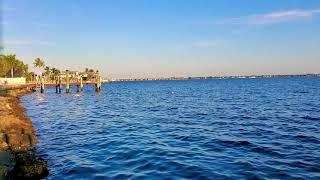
left=80, top=75, right=83, bottom=91
left=76, top=75, right=80, bottom=92
left=31, top=70, right=103, bottom=94
left=66, top=70, right=70, bottom=93
left=95, top=71, right=101, bottom=92
left=40, top=76, right=45, bottom=93
left=55, top=77, right=59, bottom=93
left=58, top=76, right=62, bottom=93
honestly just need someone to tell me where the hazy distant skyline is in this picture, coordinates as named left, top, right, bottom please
left=2, top=0, right=320, bottom=78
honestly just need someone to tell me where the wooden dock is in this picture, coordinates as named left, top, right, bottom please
left=0, top=70, right=103, bottom=94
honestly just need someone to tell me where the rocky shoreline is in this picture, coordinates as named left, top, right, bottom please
left=0, top=89, right=48, bottom=179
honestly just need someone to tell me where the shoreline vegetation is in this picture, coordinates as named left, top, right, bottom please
left=1, top=54, right=100, bottom=84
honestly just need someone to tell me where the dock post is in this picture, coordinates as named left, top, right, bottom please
left=66, top=70, right=70, bottom=93
left=76, top=75, right=80, bottom=92
left=95, top=71, right=101, bottom=92
left=58, top=76, right=62, bottom=93
left=80, top=75, right=83, bottom=91
left=55, top=77, right=59, bottom=93
left=40, top=76, right=45, bottom=93
left=99, top=76, right=102, bottom=91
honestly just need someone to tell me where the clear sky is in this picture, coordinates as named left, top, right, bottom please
left=2, top=0, right=320, bottom=78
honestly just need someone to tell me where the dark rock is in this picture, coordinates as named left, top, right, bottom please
left=0, top=165, right=9, bottom=179
left=8, top=151, right=49, bottom=179
left=0, top=151, right=15, bottom=179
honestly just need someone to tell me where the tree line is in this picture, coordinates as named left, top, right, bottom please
left=0, top=54, right=29, bottom=78
left=1, top=54, right=98, bottom=82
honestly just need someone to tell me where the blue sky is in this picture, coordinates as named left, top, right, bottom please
left=2, top=0, right=320, bottom=78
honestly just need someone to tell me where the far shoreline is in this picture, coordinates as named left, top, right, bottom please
left=111, top=73, right=320, bottom=82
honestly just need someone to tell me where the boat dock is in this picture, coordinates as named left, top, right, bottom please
left=0, top=70, right=103, bottom=94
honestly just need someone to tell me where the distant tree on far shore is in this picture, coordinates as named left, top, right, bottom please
left=83, top=68, right=96, bottom=81
left=33, top=58, right=45, bottom=75
left=50, top=67, right=61, bottom=80
left=44, top=66, right=51, bottom=76
left=26, top=72, right=35, bottom=82
left=51, top=67, right=60, bottom=76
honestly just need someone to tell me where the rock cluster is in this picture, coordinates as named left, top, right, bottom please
left=0, top=92, right=48, bottom=179
left=0, top=95, right=37, bottom=151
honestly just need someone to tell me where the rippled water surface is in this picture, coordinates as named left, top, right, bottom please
left=21, top=77, right=320, bottom=179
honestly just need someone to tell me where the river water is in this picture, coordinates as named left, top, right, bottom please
left=21, top=77, right=320, bottom=179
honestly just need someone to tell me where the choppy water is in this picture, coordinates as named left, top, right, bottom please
left=21, top=77, right=320, bottom=179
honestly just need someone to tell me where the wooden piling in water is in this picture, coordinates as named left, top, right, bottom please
left=66, top=70, right=70, bottom=93
left=99, top=76, right=102, bottom=90
left=55, top=77, right=59, bottom=93
left=80, top=75, right=83, bottom=91
left=95, top=71, right=101, bottom=92
left=31, top=70, right=103, bottom=95
left=58, top=76, right=62, bottom=93
left=76, top=74, right=80, bottom=92
left=40, top=76, right=45, bottom=93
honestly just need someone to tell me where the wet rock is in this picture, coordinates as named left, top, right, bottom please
left=0, top=143, right=9, bottom=152
left=0, top=165, right=9, bottom=178
left=0, top=134, right=9, bottom=151
left=0, top=95, right=37, bottom=152
left=7, top=133, right=25, bottom=152
left=9, top=151, right=49, bottom=179
left=0, top=151, right=15, bottom=178
left=20, top=134, right=32, bottom=150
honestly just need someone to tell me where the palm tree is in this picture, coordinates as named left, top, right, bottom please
left=51, top=68, right=60, bottom=76
left=33, top=58, right=45, bottom=75
left=0, top=55, right=8, bottom=77
left=50, top=67, right=61, bottom=80
left=0, top=55, right=10, bottom=77
left=26, top=72, right=35, bottom=82
left=44, top=66, right=50, bottom=76
left=0, top=54, right=29, bottom=78
left=22, top=64, right=29, bottom=77
left=6, top=54, right=18, bottom=78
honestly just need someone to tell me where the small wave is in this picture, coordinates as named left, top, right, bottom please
left=64, top=166, right=99, bottom=176
left=167, top=107, right=178, bottom=110
left=251, top=146, right=283, bottom=157
left=148, top=107, right=161, bottom=112
left=196, top=112, right=208, bottom=116
left=293, top=91, right=309, bottom=94
left=294, top=135, right=320, bottom=144
left=111, top=173, right=133, bottom=179
left=220, top=139, right=252, bottom=147
left=301, top=116, right=320, bottom=121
